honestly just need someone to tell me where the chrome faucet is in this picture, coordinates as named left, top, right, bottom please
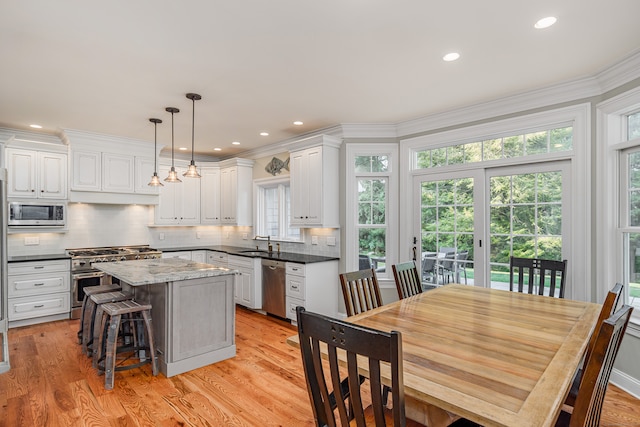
left=254, top=235, right=272, bottom=252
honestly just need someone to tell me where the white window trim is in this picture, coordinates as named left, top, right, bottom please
left=400, top=104, right=590, bottom=301
left=345, top=144, right=398, bottom=283
left=253, top=175, right=302, bottom=243
left=597, top=85, right=640, bottom=332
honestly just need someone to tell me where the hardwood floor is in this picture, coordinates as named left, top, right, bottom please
left=0, top=306, right=639, bottom=426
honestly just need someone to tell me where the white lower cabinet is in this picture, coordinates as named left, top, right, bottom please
left=228, top=255, right=261, bottom=309
left=8, top=259, right=71, bottom=325
left=161, top=251, right=192, bottom=260
left=207, top=251, right=228, bottom=268
left=191, top=250, right=206, bottom=263
left=285, top=260, right=338, bottom=323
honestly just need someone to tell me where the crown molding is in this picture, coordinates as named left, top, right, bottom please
left=595, top=48, right=640, bottom=93
left=0, top=127, right=65, bottom=146
left=229, top=125, right=344, bottom=160
left=397, top=76, right=600, bottom=138
left=340, top=123, right=398, bottom=139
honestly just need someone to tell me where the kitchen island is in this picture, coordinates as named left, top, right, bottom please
left=94, top=258, right=237, bottom=377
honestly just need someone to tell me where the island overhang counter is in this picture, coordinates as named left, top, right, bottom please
left=94, top=257, right=238, bottom=377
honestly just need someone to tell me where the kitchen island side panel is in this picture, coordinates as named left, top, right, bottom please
left=170, top=275, right=235, bottom=361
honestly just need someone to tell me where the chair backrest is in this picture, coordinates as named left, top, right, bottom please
left=584, top=283, right=623, bottom=366
left=358, top=254, right=372, bottom=270
left=509, top=256, right=568, bottom=298
left=439, top=251, right=456, bottom=270
left=567, top=305, right=633, bottom=427
left=296, top=306, right=407, bottom=427
left=392, top=261, right=422, bottom=300
left=339, top=268, right=383, bottom=317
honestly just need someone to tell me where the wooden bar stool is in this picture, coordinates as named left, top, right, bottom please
left=78, top=284, right=121, bottom=346
left=85, top=291, right=132, bottom=356
left=93, top=299, right=158, bottom=390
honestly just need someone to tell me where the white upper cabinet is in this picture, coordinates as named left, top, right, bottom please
left=200, top=166, right=221, bottom=224
left=219, top=158, right=254, bottom=226
left=134, top=157, right=157, bottom=194
left=289, top=135, right=341, bottom=227
left=65, top=129, right=162, bottom=204
left=154, top=162, right=201, bottom=225
left=6, top=147, right=67, bottom=199
left=102, top=153, right=134, bottom=193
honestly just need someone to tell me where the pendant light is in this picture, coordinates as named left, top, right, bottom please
left=183, top=93, right=202, bottom=178
left=164, top=107, right=182, bottom=182
left=148, top=118, right=164, bottom=186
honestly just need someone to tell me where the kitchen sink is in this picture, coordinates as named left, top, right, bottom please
left=238, top=250, right=271, bottom=256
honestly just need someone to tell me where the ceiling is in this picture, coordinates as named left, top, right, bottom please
left=1, top=1, right=639, bottom=159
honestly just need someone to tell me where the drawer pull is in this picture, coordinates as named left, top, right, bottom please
left=34, top=266, right=45, bottom=269
left=34, top=283, right=45, bottom=286
left=291, top=285, right=299, bottom=290
left=33, top=304, right=45, bottom=308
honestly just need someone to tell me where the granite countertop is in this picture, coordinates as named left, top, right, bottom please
left=8, top=253, right=71, bottom=263
left=157, top=245, right=339, bottom=264
left=93, top=258, right=238, bottom=286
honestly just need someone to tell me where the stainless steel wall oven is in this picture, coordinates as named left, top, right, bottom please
left=68, top=246, right=161, bottom=318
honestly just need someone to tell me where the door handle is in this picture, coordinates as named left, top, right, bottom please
left=412, top=246, right=417, bottom=261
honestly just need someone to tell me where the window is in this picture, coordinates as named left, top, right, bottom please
left=600, top=86, right=640, bottom=327
left=357, top=156, right=388, bottom=273
left=255, top=178, right=300, bottom=241
left=415, top=125, right=573, bottom=169
left=346, top=146, right=397, bottom=279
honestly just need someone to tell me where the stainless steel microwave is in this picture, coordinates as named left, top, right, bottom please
left=8, top=202, right=66, bottom=226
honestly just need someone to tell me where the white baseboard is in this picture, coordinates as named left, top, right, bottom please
left=610, top=368, right=640, bottom=399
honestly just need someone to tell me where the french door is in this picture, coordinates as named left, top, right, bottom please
left=413, top=161, right=570, bottom=288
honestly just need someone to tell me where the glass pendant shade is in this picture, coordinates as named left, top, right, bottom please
left=183, top=160, right=201, bottom=178
left=183, top=93, right=202, bottom=178
left=165, top=166, right=182, bottom=183
left=148, top=172, right=164, bottom=187
left=164, top=107, right=181, bottom=183
left=148, top=118, right=164, bottom=187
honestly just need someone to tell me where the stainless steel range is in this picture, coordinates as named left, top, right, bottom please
left=67, top=245, right=162, bottom=318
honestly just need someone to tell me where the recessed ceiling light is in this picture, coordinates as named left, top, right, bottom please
left=260, top=132, right=269, bottom=136
left=232, top=141, right=240, bottom=145
left=179, top=147, right=187, bottom=151
left=534, top=16, right=557, bottom=29
left=29, top=124, right=42, bottom=129
left=293, top=121, right=303, bottom=126
left=443, top=52, right=460, bottom=62
left=214, top=148, right=222, bottom=151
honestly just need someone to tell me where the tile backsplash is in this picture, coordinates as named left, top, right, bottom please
left=7, top=203, right=340, bottom=258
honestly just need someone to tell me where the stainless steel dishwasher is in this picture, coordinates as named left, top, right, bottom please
left=262, top=259, right=286, bottom=318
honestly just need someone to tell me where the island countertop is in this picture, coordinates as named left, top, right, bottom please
left=93, top=257, right=237, bottom=286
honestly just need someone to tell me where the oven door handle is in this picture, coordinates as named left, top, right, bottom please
left=73, top=271, right=105, bottom=280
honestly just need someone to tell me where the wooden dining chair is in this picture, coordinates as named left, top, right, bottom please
left=339, top=268, right=384, bottom=317
left=392, top=261, right=423, bottom=299
left=555, top=304, right=634, bottom=427
left=564, top=283, right=624, bottom=408
left=509, top=256, right=568, bottom=298
left=296, top=306, right=425, bottom=427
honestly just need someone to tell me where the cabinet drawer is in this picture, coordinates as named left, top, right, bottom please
left=286, top=262, right=305, bottom=276
left=228, top=255, right=253, bottom=268
left=286, top=296, right=305, bottom=321
left=207, top=251, right=228, bottom=265
left=8, top=259, right=70, bottom=275
left=8, top=292, right=70, bottom=321
left=286, top=275, right=305, bottom=299
left=8, top=273, right=70, bottom=298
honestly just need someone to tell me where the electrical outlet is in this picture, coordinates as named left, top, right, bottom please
left=327, top=236, right=336, bottom=246
left=226, top=231, right=230, bottom=239
left=24, top=236, right=39, bottom=245
left=196, top=231, right=202, bottom=239
left=242, top=233, right=248, bottom=240
left=159, top=233, right=165, bottom=240
left=311, top=236, right=319, bottom=245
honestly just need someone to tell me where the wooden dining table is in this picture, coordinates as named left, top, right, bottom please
left=288, top=284, right=601, bottom=427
